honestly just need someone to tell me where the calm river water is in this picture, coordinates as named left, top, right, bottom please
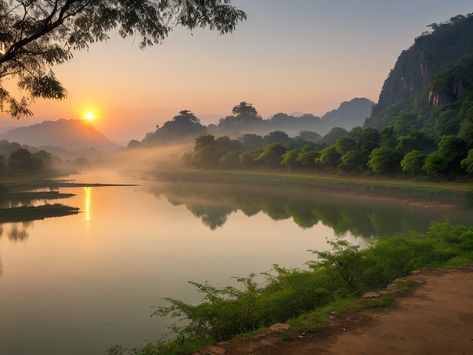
left=0, top=170, right=471, bottom=354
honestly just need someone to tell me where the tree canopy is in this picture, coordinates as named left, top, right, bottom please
left=0, top=0, right=246, bottom=117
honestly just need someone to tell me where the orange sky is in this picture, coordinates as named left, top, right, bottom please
left=1, top=0, right=472, bottom=142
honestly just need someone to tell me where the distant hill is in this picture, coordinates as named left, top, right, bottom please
left=129, top=110, right=207, bottom=148
left=207, top=99, right=374, bottom=137
left=365, top=13, right=473, bottom=137
left=1, top=119, right=118, bottom=151
left=320, top=98, right=375, bottom=132
left=132, top=99, right=375, bottom=148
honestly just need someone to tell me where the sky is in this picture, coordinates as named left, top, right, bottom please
left=1, top=0, right=473, bottom=142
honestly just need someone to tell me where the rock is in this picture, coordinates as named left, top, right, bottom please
left=269, top=323, right=290, bottom=332
left=362, top=291, right=382, bottom=299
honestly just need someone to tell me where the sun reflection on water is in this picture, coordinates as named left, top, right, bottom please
left=84, top=187, right=92, bottom=227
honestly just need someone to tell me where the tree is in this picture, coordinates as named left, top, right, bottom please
left=240, top=134, right=264, bottom=148
left=368, top=147, right=400, bottom=175
left=256, top=143, right=287, bottom=168
left=0, top=155, right=5, bottom=173
left=232, top=102, right=257, bottom=117
left=339, top=151, right=363, bottom=171
left=319, top=145, right=341, bottom=167
left=139, top=110, right=208, bottom=146
left=219, top=150, right=242, bottom=169
left=296, top=150, right=319, bottom=169
left=281, top=149, right=300, bottom=169
left=0, top=0, right=246, bottom=117
left=461, top=149, right=473, bottom=174
left=239, top=150, right=260, bottom=168
left=423, top=151, right=450, bottom=176
left=8, top=148, right=32, bottom=170
left=33, top=150, right=53, bottom=169
left=335, top=136, right=357, bottom=155
left=263, top=131, right=291, bottom=146
left=437, top=135, right=468, bottom=164
left=421, top=136, right=468, bottom=175
left=321, top=127, right=348, bottom=145
left=401, top=150, right=427, bottom=175
left=299, top=131, right=321, bottom=143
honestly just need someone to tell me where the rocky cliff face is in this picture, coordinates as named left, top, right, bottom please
left=365, top=14, right=473, bottom=129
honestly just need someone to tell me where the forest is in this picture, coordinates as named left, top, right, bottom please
left=182, top=15, right=473, bottom=178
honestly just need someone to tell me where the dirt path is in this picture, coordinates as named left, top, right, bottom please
left=208, top=267, right=473, bottom=355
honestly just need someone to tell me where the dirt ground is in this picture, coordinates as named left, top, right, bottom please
left=206, top=267, right=473, bottom=355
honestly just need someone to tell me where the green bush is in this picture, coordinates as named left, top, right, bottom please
left=122, top=222, right=473, bottom=354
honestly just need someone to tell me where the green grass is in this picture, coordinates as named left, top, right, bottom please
left=114, top=221, right=473, bottom=355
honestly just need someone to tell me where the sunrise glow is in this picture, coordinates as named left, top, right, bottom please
left=84, top=112, right=95, bottom=122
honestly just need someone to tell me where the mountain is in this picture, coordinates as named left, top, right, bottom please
left=1, top=119, right=118, bottom=151
left=320, top=98, right=374, bottom=132
left=365, top=13, right=473, bottom=139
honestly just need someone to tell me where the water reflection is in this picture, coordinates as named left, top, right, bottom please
left=84, top=187, right=92, bottom=227
left=7, top=222, right=32, bottom=242
left=147, top=182, right=473, bottom=238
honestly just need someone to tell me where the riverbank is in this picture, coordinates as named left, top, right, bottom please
left=152, top=170, right=473, bottom=209
left=200, top=265, right=473, bottom=355
left=0, top=172, right=135, bottom=223
left=119, top=222, right=473, bottom=355
left=0, top=204, right=80, bottom=223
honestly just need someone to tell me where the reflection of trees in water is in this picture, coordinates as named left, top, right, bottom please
left=187, top=203, right=235, bottom=230
left=4, top=222, right=33, bottom=242
left=147, top=182, right=472, bottom=238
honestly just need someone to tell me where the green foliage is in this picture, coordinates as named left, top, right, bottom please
left=281, top=149, right=300, bottom=169
left=335, top=137, right=357, bottom=155
left=461, top=149, right=473, bottom=174
left=0, top=155, right=5, bottom=173
left=423, top=136, right=468, bottom=175
left=238, top=150, right=261, bottom=169
left=296, top=150, right=319, bottom=169
left=321, top=127, right=349, bottom=145
left=0, top=1, right=246, bottom=118
left=256, top=144, right=287, bottom=168
left=339, top=151, right=364, bottom=171
left=133, top=222, right=473, bottom=354
left=368, top=147, right=400, bottom=175
left=319, top=146, right=340, bottom=167
left=3, top=148, right=52, bottom=172
left=401, top=150, right=427, bottom=175
left=423, top=151, right=451, bottom=175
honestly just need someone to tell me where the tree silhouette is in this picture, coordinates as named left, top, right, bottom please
left=0, top=0, right=246, bottom=117
left=232, top=102, right=257, bottom=117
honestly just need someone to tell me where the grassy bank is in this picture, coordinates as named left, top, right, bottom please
left=0, top=204, right=80, bottom=223
left=113, top=222, right=473, bottom=355
left=153, top=170, right=473, bottom=208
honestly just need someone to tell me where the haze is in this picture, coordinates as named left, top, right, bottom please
left=1, top=0, right=472, bottom=142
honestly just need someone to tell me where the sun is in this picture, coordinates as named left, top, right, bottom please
left=84, top=112, right=95, bottom=122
